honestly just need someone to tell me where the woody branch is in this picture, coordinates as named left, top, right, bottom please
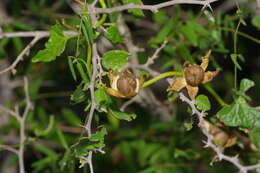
left=179, top=92, right=260, bottom=173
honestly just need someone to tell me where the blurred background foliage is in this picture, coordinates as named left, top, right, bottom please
left=0, top=0, right=260, bottom=173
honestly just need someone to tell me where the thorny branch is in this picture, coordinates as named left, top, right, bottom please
left=0, top=77, right=32, bottom=173
left=94, top=0, right=217, bottom=14
left=79, top=4, right=105, bottom=172
left=179, top=92, right=260, bottom=173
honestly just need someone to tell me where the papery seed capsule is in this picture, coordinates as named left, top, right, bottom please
left=184, top=65, right=204, bottom=87
left=117, top=72, right=137, bottom=96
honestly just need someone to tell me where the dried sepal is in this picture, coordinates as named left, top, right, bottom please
left=167, top=77, right=186, bottom=92
left=186, top=85, right=199, bottom=101
left=105, top=88, right=128, bottom=98
left=202, top=119, right=237, bottom=149
left=200, top=50, right=211, bottom=71
left=203, top=70, right=220, bottom=83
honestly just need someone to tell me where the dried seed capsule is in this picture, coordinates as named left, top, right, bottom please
left=184, top=65, right=204, bottom=87
left=117, top=73, right=137, bottom=96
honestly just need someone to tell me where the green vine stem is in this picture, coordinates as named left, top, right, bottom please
left=203, top=83, right=228, bottom=107
left=141, top=71, right=182, bottom=88
left=218, top=27, right=260, bottom=45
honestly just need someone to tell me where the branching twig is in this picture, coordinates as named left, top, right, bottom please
left=0, top=144, right=19, bottom=155
left=0, top=31, right=77, bottom=75
left=0, top=77, right=32, bottom=173
left=135, top=40, right=168, bottom=76
left=94, top=0, right=218, bottom=14
left=0, top=35, right=42, bottom=75
left=143, top=40, right=168, bottom=67
left=0, top=31, right=76, bottom=39
left=18, top=77, right=32, bottom=173
left=80, top=4, right=105, bottom=173
left=179, top=92, right=260, bottom=173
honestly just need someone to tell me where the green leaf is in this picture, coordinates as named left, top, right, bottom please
left=102, top=50, right=130, bottom=71
left=180, top=24, right=198, bottom=47
left=231, top=54, right=242, bottom=70
left=175, top=44, right=194, bottom=64
left=195, top=95, right=211, bottom=112
left=34, top=115, right=55, bottom=137
left=105, top=24, right=123, bottom=44
left=124, top=0, right=144, bottom=17
left=32, top=24, right=74, bottom=62
left=90, top=127, right=107, bottom=144
left=82, top=15, right=94, bottom=45
left=149, top=19, right=174, bottom=44
left=70, top=82, right=88, bottom=104
left=62, top=108, right=81, bottom=126
left=250, top=127, right=260, bottom=149
left=239, top=78, right=255, bottom=93
left=76, top=61, right=89, bottom=83
left=109, top=109, right=137, bottom=121
left=217, top=78, right=260, bottom=128
left=68, top=56, right=77, bottom=81
left=184, top=120, right=193, bottom=131
left=56, top=128, right=69, bottom=149
left=60, top=149, right=76, bottom=172
left=252, top=16, right=260, bottom=29
left=95, top=88, right=113, bottom=109
left=174, top=148, right=200, bottom=160
left=180, top=20, right=208, bottom=47
left=216, top=100, right=260, bottom=128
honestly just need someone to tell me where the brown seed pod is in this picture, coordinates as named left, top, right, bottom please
left=106, top=69, right=144, bottom=98
left=117, top=72, right=137, bottom=96
left=184, top=65, right=205, bottom=87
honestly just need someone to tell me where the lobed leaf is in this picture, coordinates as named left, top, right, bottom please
left=102, top=50, right=130, bottom=71
left=109, top=109, right=137, bottom=121
left=195, top=94, right=211, bottom=112
left=32, top=24, right=74, bottom=62
left=105, top=24, right=123, bottom=44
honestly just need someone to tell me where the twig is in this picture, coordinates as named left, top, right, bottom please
left=0, top=31, right=77, bottom=75
left=0, top=105, right=21, bottom=121
left=0, top=31, right=76, bottom=39
left=18, top=77, right=32, bottom=173
left=143, top=40, right=168, bottom=67
left=179, top=92, right=260, bottom=173
left=85, top=43, right=98, bottom=138
left=135, top=40, right=168, bottom=76
left=0, top=36, right=42, bottom=75
left=81, top=4, right=105, bottom=173
left=0, top=144, right=19, bottom=155
left=0, top=77, right=32, bottom=173
left=120, top=95, right=139, bottom=111
left=94, top=0, right=218, bottom=14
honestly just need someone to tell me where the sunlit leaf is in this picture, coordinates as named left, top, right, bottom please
left=62, top=108, right=81, bottom=126
left=32, top=24, right=74, bottom=62
left=109, top=109, right=136, bottom=121
left=195, top=94, right=211, bottom=112
left=102, top=50, right=130, bottom=71
left=95, top=87, right=113, bottom=109
left=124, top=0, right=144, bottom=17
left=105, top=24, right=123, bottom=44
left=250, top=127, right=260, bottom=149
